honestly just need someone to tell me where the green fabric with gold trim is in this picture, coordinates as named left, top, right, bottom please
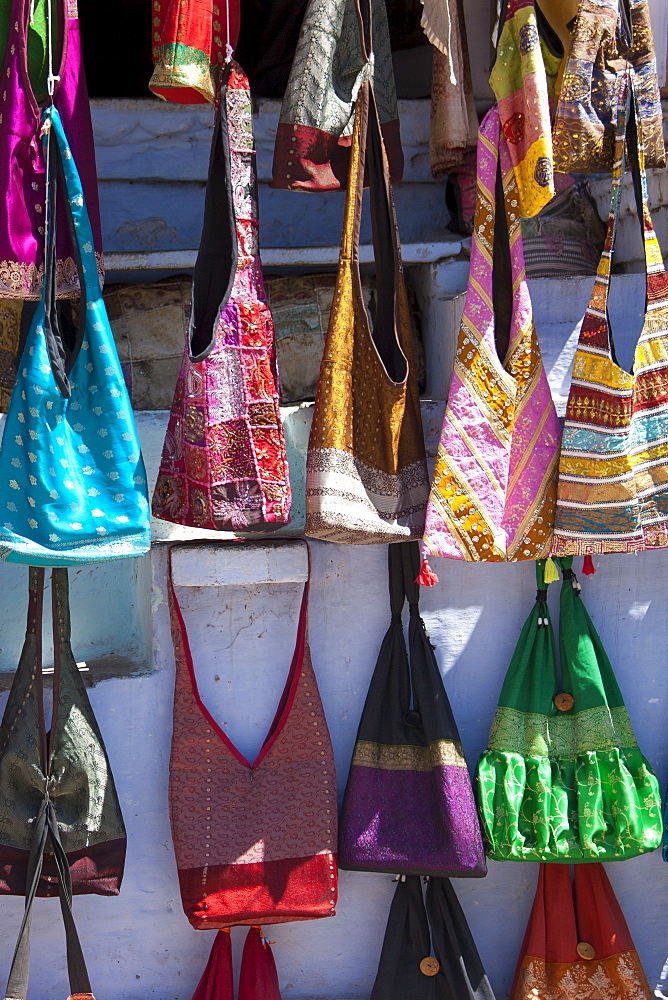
left=476, top=556, right=662, bottom=862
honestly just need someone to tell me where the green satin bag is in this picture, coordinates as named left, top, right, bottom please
left=476, top=556, right=662, bottom=862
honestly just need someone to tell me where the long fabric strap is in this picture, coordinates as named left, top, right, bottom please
left=5, top=799, right=92, bottom=999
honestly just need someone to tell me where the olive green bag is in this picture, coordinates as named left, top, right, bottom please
left=476, top=556, right=662, bottom=862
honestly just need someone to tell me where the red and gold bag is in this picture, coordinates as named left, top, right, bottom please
left=512, top=864, right=652, bottom=1000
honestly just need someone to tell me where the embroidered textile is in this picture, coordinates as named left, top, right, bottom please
left=476, top=559, right=662, bottom=862
left=423, top=106, right=561, bottom=563
left=338, top=542, right=486, bottom=877
left=0, top=0, right=103, bottom=299
left=0, top=106, right=150, bottom=565
left=153, top=62, right=291, bottom=532
left=305, top=83, right=429, bottom=544
left=167, top=542, right=337, bottom=928
left=489, top=0, right=555, bottom=218
left=511, top=864, right=652, bottom=1000
left=552, top=0, right=665, bottom=173
left=149, top=0, right=240, bottom=104
left=272, top=0, right=403, bottom=191
left=552, top=79, right=668, bottom=555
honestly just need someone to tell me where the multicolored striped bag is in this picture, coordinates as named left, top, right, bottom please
left=553, top=76, right=668, bottom=555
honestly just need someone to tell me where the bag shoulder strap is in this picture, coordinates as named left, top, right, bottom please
left=4, top=799, right=93, bottom=1000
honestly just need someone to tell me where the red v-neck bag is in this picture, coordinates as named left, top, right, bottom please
left=166, top=541, right=338, bottom=928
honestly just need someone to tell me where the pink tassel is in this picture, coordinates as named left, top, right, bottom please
left=582, top=554, right=596, bottom=576
left=191, top=930, right=233, bottom=1000
left=238, top=927, right=281, bottom=1000
left=415, top=558, right=439, bottom=587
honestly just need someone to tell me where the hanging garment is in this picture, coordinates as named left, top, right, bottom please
left=520, top=175, right=606, bottom=278
left=0, top=0, right=59, bottom=105
left=304, top=79, right=429, bottom=543
left=149, top=0, right=240, bottom=104
left=272, top=0, right=403, bottom=191
left=0, top=299, right=21, bottom=411
left=371, top=876, right=496, bottom=1000
left=422, top=106, right=561, bottom=563
left=552, top=77, right=668, bottom=555
left=339, top=541, right=486, bottom=877
left=0, top=0, right=103, bottom=300
left=511, top=864, right=652, bottom=1000
left=0, top=568, right=126, bottom=896
left=153, top=62, right=291, bottom=532
left=429, top=0, right=478, bottom=180
left=476, top=557, right=663, bottom=862
left=489, top=0, right=557, bottom=218
left=167, top=542, right=337, bottom=929
left=0, top=104, right=150, bottom=565
left=552, top=0, right=665, bottom=173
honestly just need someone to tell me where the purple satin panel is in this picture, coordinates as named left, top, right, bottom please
left=0, top=0, right=102, bottom=299
left=338, top=765, right=487, bottom=877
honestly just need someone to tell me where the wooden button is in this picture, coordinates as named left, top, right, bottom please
left=554, top=692, right=575, bottom=711
left=420, top=957, right=440, bottom=976
left=577, top=941, right=595, bottom=960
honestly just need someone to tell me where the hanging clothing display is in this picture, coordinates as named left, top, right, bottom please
left=304, top=78, right=429, bottom=543
left=476, top=557, right=663, bottom=862
left=552, top=0, right=665, bottom=173
left=0, top=0, right=103, bottom=299
left=429, top=0, right=478, bottom=179
left=489, top=0, right=557, bottom=218
left=0, top=104, right=150, bottom=565
left=272, top=0, right=403, bottom=191
left=153, top=61, right=292, bottom=533
left=511, top=864, right=652, bottom=1000
left=422, top=106, right=561, bottom=563
left=167, top=542, right=337, bottom=929
left=0, top=299, right=21, bottom=411
left=520, top=175, right=606, bottom=279
left=371, top=876, right=496, bottom=1000
left=192, top=926, right=282, bottom=1000
left=0, top=0, right=59, bottom=106
left=339, top=541, right=486, bottom=877
left=553, top=78, right=668, bottom=555
left=149, top=0, right=240, bottom=104
left=0, top=568, right=127, bottom=896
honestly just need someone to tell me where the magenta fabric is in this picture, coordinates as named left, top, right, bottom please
left=0, top=0, right=103, bottom=299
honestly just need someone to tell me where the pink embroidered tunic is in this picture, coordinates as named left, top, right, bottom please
left=423, top=107, right=561, bottom=562
left=0, top=0, right=103, bottom=299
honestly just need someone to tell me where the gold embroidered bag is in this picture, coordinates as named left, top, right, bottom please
left=304, top=79, right=429, bottom=544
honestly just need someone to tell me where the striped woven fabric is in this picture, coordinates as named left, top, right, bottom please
left=423, top=106, right=561, bottom=562
left=553, top=77, right=668, bottom=555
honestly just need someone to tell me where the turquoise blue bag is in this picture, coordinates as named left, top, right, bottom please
left=0, top=105, right=150, bottom=564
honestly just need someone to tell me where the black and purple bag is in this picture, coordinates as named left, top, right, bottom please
left=338, top=541, right=486, bottom=877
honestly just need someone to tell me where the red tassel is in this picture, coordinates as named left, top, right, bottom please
left=415, top=558, right=439, bottom=587
left=582, top=554, right=596, bottom=576
left=191, top=930, right=233, bottom=1000
left=238, top=927, right=282, bottom=1000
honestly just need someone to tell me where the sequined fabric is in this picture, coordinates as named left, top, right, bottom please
left=167, top=544, right=338, bottom=928
left=423, top=106, right=561, bottom=563
left=490, top=0, right=556, bottom=217
left=272, top=0, right=403, bottom=191
left=152, top=63, right=291, bottom=532
left=552, top=0, right=665, bottom=172
left=553, top=78, right=668, bottom=555
left=305, top=83, right=429, bottom=543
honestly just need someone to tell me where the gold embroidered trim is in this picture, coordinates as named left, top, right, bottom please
left=0, top=253, right=105, bottom=300
left=513, top=949, right=653, bottom=1000
left=352, top=739, right=468, bottom=771
left=488, top=704, right=638, bottom=757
